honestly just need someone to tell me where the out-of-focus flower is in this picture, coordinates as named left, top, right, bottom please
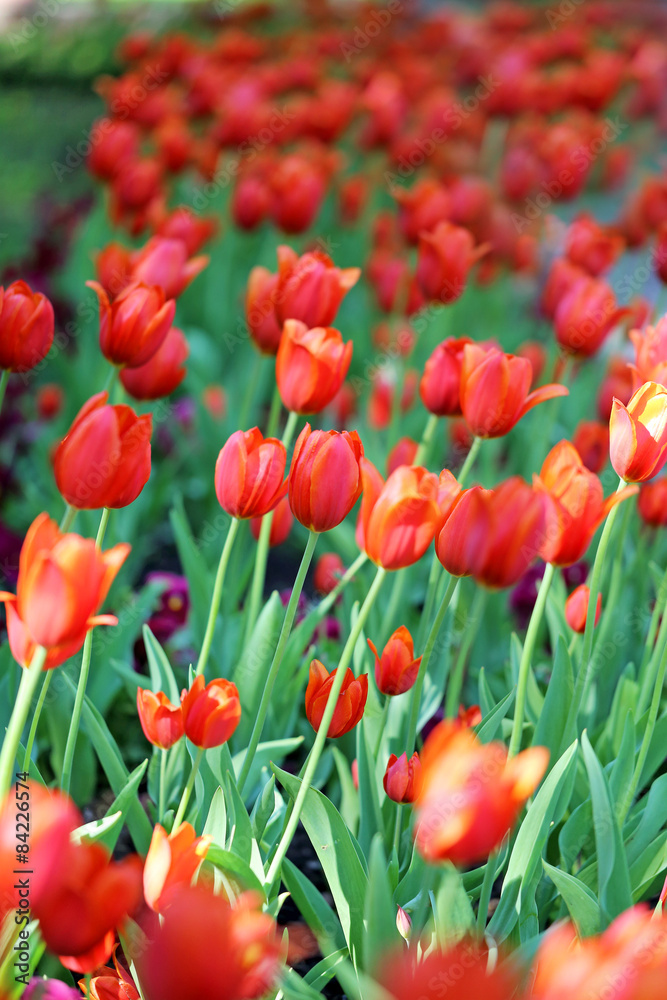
left=0, top=513, right=128, bottom=668
left=214, top=428, right=287, bottom=519
left=629, top=316, right=667, bottom=387
left=305, top=660, right=368, bottom=737
left=387, top=437, right=418, bottom=476
left=565, top=584, right=601, bottom=633
left=554, top=275, right=628, bottom=357
left=129, top=237, right=208, bottom=300
left=145, top=572, right=188, bottom=644
left=572, top=420, right=609, bottom=473
left=250, top=494, right=293, bottom=547
left=181, top=676, right=241, bottom=749
left=414, top=720, right=548, bottom=865
left=368, top=626, right=421, bottom=696
left=610, top=381, right=667, bottom=482
left=53, top=392, right=152, bottom=510
left=275, top=246, right=359, bottom=329
left=245, top=266, right=282, bottom=355
left=276, top=320, right=352, bottom=414
left=153, top=206, right=218, bottom=256
left=87, top=119, right=140, bottom=180
left=419, top=337, right=473, bottom=417
left=416, top=221, right=489, bottom=303
left=597, top=357, right=634, bottom=422
left=143, top=822, right=212, bottom=913
left=379, top=940, right=521, bottom=1000
left=202, top=385, right=226, bottom=420
left=0, top=280, right=54, bottom=374
left=137, top=689, right=184, bottom=750
left=24, top=979, right=80, bottom=1000
left=565, top=213, right=624, bottom=276
left=509, top=564, right=546, bottom=631
left=517, top=340, right=547, bottom=385
left=383, top=752, right=422, bottom=803
left=288, top=425, right=363, bottom=532
left=94, top=242, right=133, bottom=298
left=120, top=326, right=189, bottom=401
left=36, top=384, right=64, bottom=421
left=638, top=478, right=667, bottom=527
left=87, top=281, right=175, bottom=369
left=313, top=553, right=345, bottom=595
left=540, top=257, right=588, bottom=320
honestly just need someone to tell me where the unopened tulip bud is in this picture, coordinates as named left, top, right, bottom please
left=565, top=585, right=601, bottom=634
left=383, top=752, right=422, bottom=803
left=305, top=660, right=368, bottom=738
left=396, top=906, right=412, bottom=942
left=368, top=627, right=421, bottom=696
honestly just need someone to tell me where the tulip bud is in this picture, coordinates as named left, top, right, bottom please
left=276, top=320, right=353, bottom=415
left=368, top=626, right=421, bottom=696
left=232, top=174, right=271, bottom=230
left=87, top=280, right=175, bottom=369
left=143, top=823, right=211, bottom=913
left=245, top=266, right=282, bottom=355
left=120, top=326, right=189, bottom=401
left=416, top=221, right=489, bottom=304
left=396, top=906, right=412, bottom=942
left=554, top=275, right=629, bottom=357
left=36, top=384, right=64, bottom=420
left=610, top=381, right=667, bottom=482
left=215, top=428, right=287, bottom=520
left=181, top=676, right=241, bottom=749
left=250, top=495, right=294, bottom=547
left=289, top=425, right=363, bottom=533
left=419, top=338, right=473, bottom=417
left=275, top=246, right=360, bottom=329
left=136, top=689, right=184, bottom=750
left=0, top=280, right=54, bottom=374
left=638, top=478, right=667, bottom=527
left=565, top=584, right=601, bottom=634
left=313, top=553, right=345, bottom=595
left=383, top=752, right=422, bottom=803
left=129, top=237, right=208, bottom=300
left=94, top=242, right=133, bottom=298
left=305, top=660, right=368, bottom=738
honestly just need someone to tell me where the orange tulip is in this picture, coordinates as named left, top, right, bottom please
left=537, top=440, right=636, bottom=566
left=379, top=940, right=519, bottom=1000
left=0, top=513, right=128, bottom=667
left=245, top=265, right=282, bottom=355
left=572, top=419, right=609, bottom=473
left=356, top=462, right=458, bottom=571
left=554, top=275, right=629, bottom=357
left=414, top=720, right=548, bottom=865
left=629, top=316, right=667, bottom=387
left=136, top=885, right=283, bottom=1000
left=129, top=237, right=208, bottom=300
left=276, top=320, right=353, bottom=414
left=143, top=822, right=212, bottom=913
left=288, top=425, right=363, bottom=532
left=79, top=950, right=140, bottom=999
left=610, top=381, right=667, bottom=482
left=436, top=478, right=548, bottom=588
left=120, top=326, right=189, bottom=401
left=394, top=177, right=451, bottom=245
left=181, top=676, right=241, bottom=749
left=0, top=280, right=54, bottom=373
left=565, top=584, right=601, bottom=634
left=275, top=245, right=360, bottom=328
left=250, top=494, right=294, bottom=547
left=53, top=392, right=152, bottom=510
left=136, top=688, right=184, bottom=749
left=383, top=752, right=422, bottom=803
left=305, top=660, right=368, bottom=738
left=638, top=477, right=667, bottom=527
left=214, top=428, right=287, bottom=519
left=460, top=343, right=567, bottom=439
left=87, top=280, right=175, bottom=369
left=419, top=337, right=473, bottom=417
left=368, top=626, right=421, bottom=696
left=313, top=552, right=345, bottom=596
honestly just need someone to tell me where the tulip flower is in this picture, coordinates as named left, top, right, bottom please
left=214, top=428, right=287, bottom=520
left=554, top=275, right=628, bottom=357
left=0, top=280, right=55, bottom=375
left=313, top=553, right=345, bottom=595
left=288, top=425, right=364, bottom=533
left=565, top=584, right=601, bottom=634
left=379, top=940, right=521, bottom=1000
left=143, top=822, right=212, bottom=913
left=517, top=340, right=547, bottom=385
left=572, top=419, right=609, bottom=473
left=181, top=675, right=241, bottom=748
left=387, top=436, right=418, bottom=475
left=153, top=206, right=218, bottom=256
left=394, top=178, right=452, bottom=245
left=368, top=626, right=421, bottom=696
left=129, top=237, right=209, bottom=300
left=597, top=356, right=634, bottom=421
left=565, top=213, right=624, bottom=276
left=136, top=885, right=284, bottom=1000
left=416, top=221, right=490, bottom=304
left=610, top=381, right=667, bottom=482
left=436, top=478, right=548, bottom=588
left=629, top=316, right=667, bottom=387
left=275, top=245, right=360, bottom=329
left=413, top=720, right=548, bottom=865
left=638, top=477, right=667, bottom=527
left=78, top=952, right=140, bottom=999
left=537, top=440, right=636, bottom=566
left=36, top=383, right=64, bottom=420
left=250, top=494, right=293, bottom=547
left=87, top=280, right=175, bottom=369
left=245, top=265, right=283, bottom=355
left=53, top=391, right=152, bottom=509
left=419, top=337, right=473, bottom=417
left=94, top=242, right=133, bottom=298
left=276, top=320, right=353, bottom=414
left=357, top=462, right=459, bottom=571
left=25, top=980, right=81, bottom=999
left=305, top=660, right=368, bottom=737
left=0, top=512, right=128, bottom=667
left=136, top=688, right=184, bottom=749
left=87, top=119, right=140, bottom=180
left=383, top=751, right=422, bottom=803
left=120, top=325, right=189, bottom=401
left=540, top=257, right=588, bottom=320
left=269, top=155, right=327, bottom=234
left=460, top=343, right=567, bottom=439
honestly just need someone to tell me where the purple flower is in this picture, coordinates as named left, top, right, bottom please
left=146, top=572, right=189, bottom=644
left=509, top=564, right=546, bottom=630
left=24, top=979, right=80, bottom=1000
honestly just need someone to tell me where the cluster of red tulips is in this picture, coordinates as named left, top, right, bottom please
left=3, top=0, right=667, bottom=997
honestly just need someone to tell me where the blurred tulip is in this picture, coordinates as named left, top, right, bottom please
left=250, top=494, right=293, bottom=547
left=383, top=751, right=422, bottom=803
left=565, top=214, right=624, bottom=276
left=276, top=320, right=352, bottom=414
left=232, top=174, right=271, bottom=231
left=414, top=720, right=548, bottom=865
left=416, top=221, right=489, bottom=303
left=460, top=343, right=567, bottom=439
left=202, top=385, right=226, bottom=420
left=143, top=822, right=211, bottom=913
left=313, top=552, right=345, bottom=595
left=394, top=178, right=451, bottom=245
left=87, top=281, right=175, bottom=369
left=0, top=280, right=54, bottom=374
left=153, top=207, right=218, bottom=255
left=540, top=257, right=588, bottom=320
left=419, top=337, right=473, bottom=417
left=129, top=238, right=209, bottom=300
left=78, top=952, right=139, bottom=999
left=629, top=316, right=667, bottom=387
left=379, top=940, right=520, bottom=1000
left=87, top=119, right=140, bottom=180
left=25, top=980, right=80, bottom=1000
left=181, top=676, right=241, bottom=748
left=275, top=246, right=360, bottom=329
left=36, top=383, right=64, bottom=420
left=94, top=242, right=133, bottom=298
left=638, top=478, right=667, bottom=527
left=136, top=688, right=184, bottom=750
left=0, top=513, right=128, bottom=667
left=610, top=381, right=667, bottom=482
left=305, top=660, right=368, bottom=737
left=368, top=625, right=421, bottom=696
left=288, top=425, right=363, bottom=532
left=245, top=266, right=282, bottom=355
left=572, top=420, right=609, bottom=473
left=387, top=436, right=418, bottom=476
left=517, top=340, right=547, bottom=385
left=565, top=584, right=601, bottom=633
left=269, top=154, right=327, bottom=234
left=214, top=428, right=287, bottom=519
left=597, top=356, right=634, bottom=421
left=53, top=391, right=152, bottom=509
left=554, top=275, right=628, bottom=357
left=656, top=221, right=667, bottom=284
left=338, top=175, right=368, bottom=223
left=120, top=326, right=189, bottom=401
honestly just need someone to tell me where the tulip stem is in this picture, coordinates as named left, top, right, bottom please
left=0, top=369, right=9, bottom=416
left=414, top=413, right=439, bottom=466
left=445, top=588, right=487, bottom=718
left=195, top=517, right=241, bottom=677
left=265, top=565, right=387, bottom=889
left=0, top=645, right=47, bottom=798
left=159, top=747, right=168, bottom=823
left=373, top=697, right=391, bottom=759
left=59, top=503, right=77, bottom=533
left=508, top=562, right=555, bottom=759
left=243, top=410, right=299, bottom=646
left=238, top=530, right=320, bottom=795
left=637, top=563, right=667, bottom=715
left=265, top=382, right=283, bottom=439
left=457, top=435, right=482, bottom=487
left=60, top=507, right=111, bottom=795
left=173, top=746, right=205, bottom=829
left=22, top=670, right=52, bottom=772
left=405, top=574, right=458, bottom=757
left=103, top=365, right=119, bottom=394
left=392, top=803, right=403, bottom=859
left=476, top=851, right=498, bottom=934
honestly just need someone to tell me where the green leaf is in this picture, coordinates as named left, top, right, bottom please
left=433, top=863, right=475, bottom=947
left=225, top=773, right=264, bottom=884
left=364, top=835, right=401, bottom=974
left=475, top=689, right=515, bottom=744
left=203, top=786, right=227, bottom=845
left=251, top=775, right=276, bottom=842
left=232, top=591, right=284, bottom=745
left=332, top=747, right=359, bottom=835
left=281, top=858, right=346, bottom=951
left=534, top=636, right=573, bottom=759
left=232, top=736, right=303, bottom=791
left=304, top=950, right=349, bottom=991
left=356, top=719, right=384, bottom=856
left=608, top=710, right=636, bottom=812
left=206, top=845, right=265, bottom=898
left=143, top=625, right=180, bottom=704
left=170, top=499, right=211, bottom=645
left=542, top=861, right=600, bottom=937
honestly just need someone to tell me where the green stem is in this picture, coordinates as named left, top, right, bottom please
left=159, top=748, right=167, bottom=824
left=637, top=564, right=667, bottom=714
left=22, top=671, right=52, bottom=772
left=238, top=530, right=319, bottom=794
left=60, top=507, right=111, bottom=795
left=0, top=369, right=10, bottom=416
left=195, top=517, right=241, bottom=677
left=265, top=565, right=387, bottom=888
left=414, top=412, right=439, bottom=466
left=457, top=435, right=482, bottom=487
left=445, top=588, right=487, bottom=718
left=476, top=851, right=498, bottom=935
left=103, top=365, right=119, bottom=395
left=406, top=574, right=458, bottom=756
left=314, top=551, right=368, bottom=619
left=238, top=351, right=264, bottom=430
left=173, top=746, right=205, bottom=828
left=0, top=646, right=47, bottom=798
left=59, top=503, right=77, bottom=533
left=373, top=697, right=391, bottom=759
left=392, top=803, right=403, bottom=859
left=265, top=381, right=283, bottom=439
left=508, top=562, right=555, bottom=758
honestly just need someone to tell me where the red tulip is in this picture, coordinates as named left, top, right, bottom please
left=554, top=275, right=629, bottom=357
left=387, top=436, right=418, bottom=476
left=368, top=626, right=421, bottom=696
left=393, top=178, right=451, bottom=245
left=0, top=280, right=54, bottom=373
left=87, top=281, right=175, bottom=369
left=214, top=428, right=287, bottom=519
left=565, top=584, right=601, bottom=634
left=87, top=119, right=140, bottom=180
left=143, top=822, right=211, bottom=913
left=79, top=951, right=140, bottom=999
left=629, top=317, right=667, bottom=388
left=598, top=356, right=634, bottom=421
left=638, top=477, right=667, bottom=527
left=269, top=155, right=327, bottom=234
left=416, top=221, right=489, bottom=304
left=245, top=266, right=282, bottom=355
left=276, top=320, right=352, bottom=414
left=181, top=675, right=241, bottom=748
left=129, top=237, right=209, bottom=300
left=94, top=243, right=133, bottom=298
left=120, top=326, right=189, bottom=401
left=53, top=391, right=152, bottom=509
left=305, top=660, right=368, bottom=738
left=153, top=206, right=218, bottom=255
left=274, top=245, right=360, bottom=329
left=36, top=383, right=64, bottom=420
left=540, top=257, right=588, bottom=320
left=572, top=420, right=609, bottom=473
left=383, top=752, right=422, bottom=803
left=610, top=381, right=667, bottom=482
left=379, top=940, right=520, bottom=1000
left=288, top=424, right=363, bottom=533
left=250, top=494, right=294, bottom=547
left=232, top=173, right=271, bottom=231
left=419, top=337, right=473, bottom=416
left=565, top=213, right=624, bottom=276
left=313, top=553, right=345, bottom=595
left=137, top=688, right=184, bottom=750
